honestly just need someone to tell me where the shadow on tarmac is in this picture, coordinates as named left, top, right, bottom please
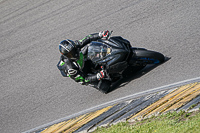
left=108, top=57, right=171, bottom=93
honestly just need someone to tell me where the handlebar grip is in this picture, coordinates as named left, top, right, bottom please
left=101, top=66, right=112, bottom=81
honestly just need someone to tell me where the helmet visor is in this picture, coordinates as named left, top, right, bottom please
left=59, top=40, right=74, bottom=55
left=66, top=52, right=74, bottom=59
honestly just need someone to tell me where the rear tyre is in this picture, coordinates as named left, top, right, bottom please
left=122, top=65, right=145, bottom=78
left=97, top=80, right=111, bottom=94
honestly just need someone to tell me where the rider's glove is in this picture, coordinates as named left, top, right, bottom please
left=97, top=70, right=105, bottom=80
left=99, top=30, right=111, bottom=40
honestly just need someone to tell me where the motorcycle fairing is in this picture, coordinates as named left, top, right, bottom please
left=87, top=36, right=131, bottom=67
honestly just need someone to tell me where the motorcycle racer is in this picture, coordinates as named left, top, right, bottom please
left=57, top=30, right=112, bottom=93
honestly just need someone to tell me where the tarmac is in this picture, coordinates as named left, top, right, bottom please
left=24, top=77, right=200, bottom=133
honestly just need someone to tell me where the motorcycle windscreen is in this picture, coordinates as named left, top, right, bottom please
left=87, top=42, right=112, bottom=62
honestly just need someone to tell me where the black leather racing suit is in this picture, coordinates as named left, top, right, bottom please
left=57, top=33, right=102, bottom=85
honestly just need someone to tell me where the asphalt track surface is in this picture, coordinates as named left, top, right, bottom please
left=0, top=0, right=200, bottom=132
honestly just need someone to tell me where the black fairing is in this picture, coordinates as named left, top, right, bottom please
left=87, top=36, right=131, bottom=74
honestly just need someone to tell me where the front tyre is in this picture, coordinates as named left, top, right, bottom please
left=134, top=49, right=165, bottom=64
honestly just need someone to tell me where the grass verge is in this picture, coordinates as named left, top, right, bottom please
left=93, top=110, right=200, bottom=133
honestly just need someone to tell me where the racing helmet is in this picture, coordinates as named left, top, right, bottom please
left=59, top=39, right=79, bottom=60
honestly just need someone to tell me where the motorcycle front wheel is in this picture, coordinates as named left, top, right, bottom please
left=132, top=49, right=165, bottom=65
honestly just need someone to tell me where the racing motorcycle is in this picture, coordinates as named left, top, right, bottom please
left=86, top=33, right=165, bottom=93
